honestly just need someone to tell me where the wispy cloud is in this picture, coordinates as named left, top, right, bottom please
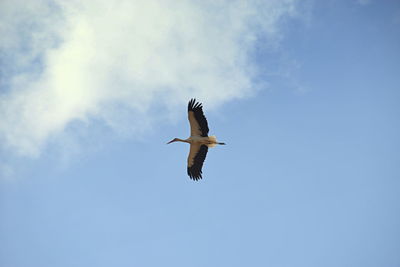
left=0, top=162, right=14, bottom=181
left=0, top=0, right=298, bottom=157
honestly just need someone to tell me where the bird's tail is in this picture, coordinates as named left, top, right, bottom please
left=207, top=136, right=226, bottom=147
left=207, top=136, right=217, bottom=148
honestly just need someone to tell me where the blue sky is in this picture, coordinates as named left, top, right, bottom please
left=1, top=1, right=400, bottom=267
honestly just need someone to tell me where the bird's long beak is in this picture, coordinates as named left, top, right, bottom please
left=167, top=139, right=175, bottom=144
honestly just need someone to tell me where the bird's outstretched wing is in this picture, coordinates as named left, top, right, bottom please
left=187, top=143, right=208, bottom=180
left=188, top=98, right=209, bottom=137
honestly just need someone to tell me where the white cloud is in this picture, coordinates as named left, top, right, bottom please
left=0, top=0, right=298, bottom=157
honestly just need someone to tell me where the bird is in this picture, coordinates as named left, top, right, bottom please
left=167, top=98, right=226, bottom=180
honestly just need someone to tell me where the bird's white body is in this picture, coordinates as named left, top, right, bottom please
left=187, top=135, right=219, bottom=147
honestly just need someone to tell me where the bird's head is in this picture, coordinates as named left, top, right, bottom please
left=167, top=138, right=179, bottom=144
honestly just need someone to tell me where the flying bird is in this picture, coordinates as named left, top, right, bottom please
left=167, top=99, right=225, bottom=180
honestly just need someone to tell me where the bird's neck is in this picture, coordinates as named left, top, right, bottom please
left=176, top=138, right=190, bottom=143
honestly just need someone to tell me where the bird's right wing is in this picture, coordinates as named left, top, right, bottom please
left=187, top=143, right=208, bottom=180
left=188, top=99, right=209, bottom=137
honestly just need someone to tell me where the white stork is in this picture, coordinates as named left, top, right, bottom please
left=167, top=99, right=225, bottom=180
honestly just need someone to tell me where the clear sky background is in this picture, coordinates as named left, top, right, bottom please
left=1, top=1, right=399, bottom=267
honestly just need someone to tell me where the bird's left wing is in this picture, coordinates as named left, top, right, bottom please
left=188, top=99, right=209, bottom=137
left=187, top=143, right=208, bottom=180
